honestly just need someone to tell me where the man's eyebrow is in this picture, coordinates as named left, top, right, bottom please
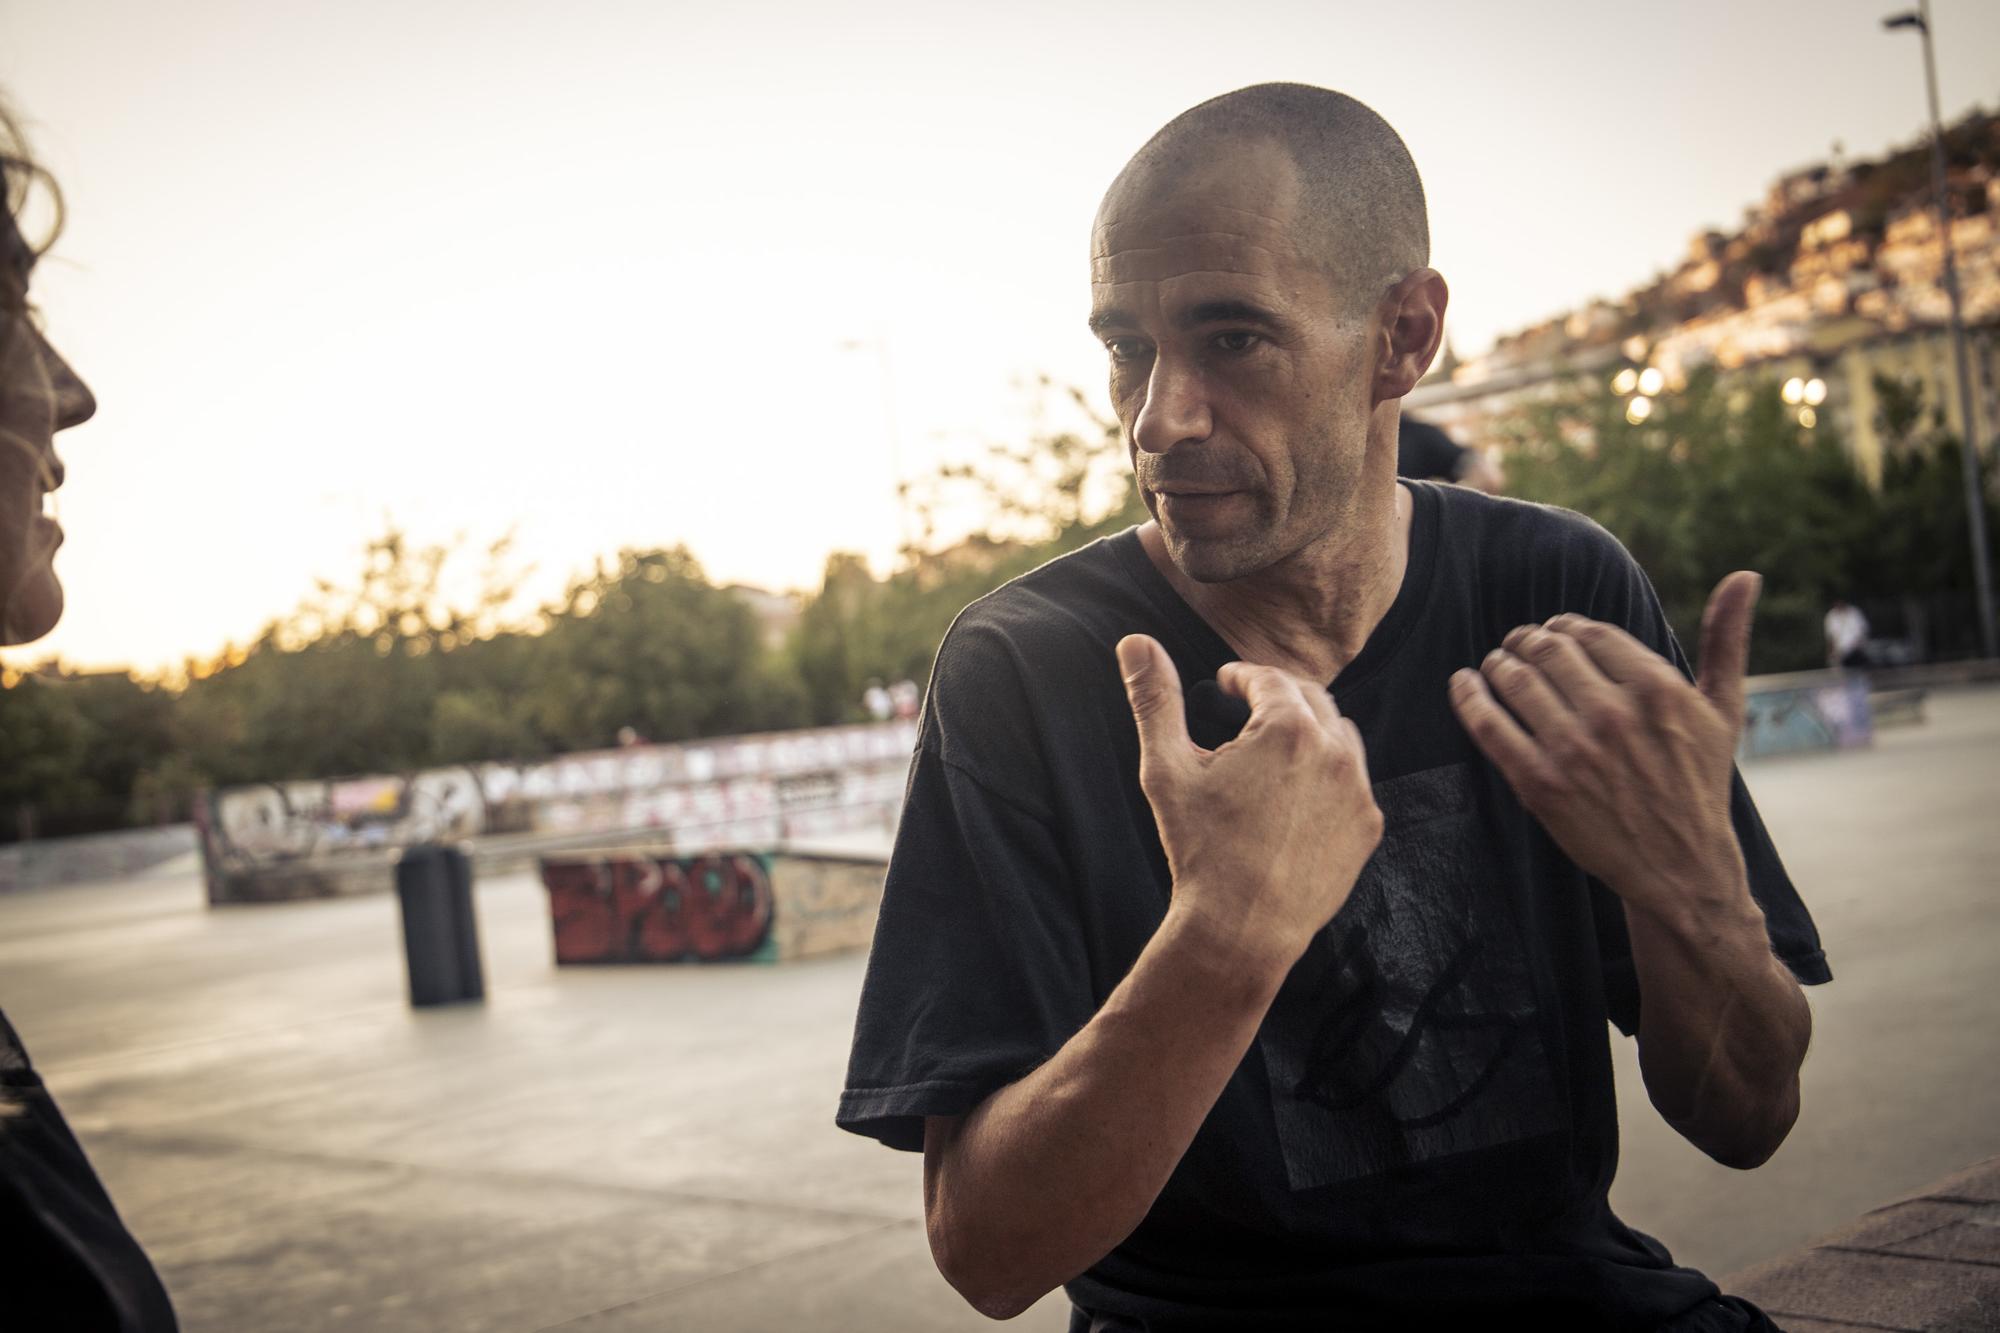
left=1181, top=299, right=1284, bottom=330
left=1087, top=300, right=1289, bottom=338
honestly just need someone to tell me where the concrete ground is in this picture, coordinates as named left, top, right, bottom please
left=1726, top=1155, right=2000, bottom=1331
left=3, top=688, right=1996, bottom=1332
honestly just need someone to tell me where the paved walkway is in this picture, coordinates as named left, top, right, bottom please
left=1727, top=1156, right=2000, bottom=1331
left=2, top=688, right=1996, bottom=1330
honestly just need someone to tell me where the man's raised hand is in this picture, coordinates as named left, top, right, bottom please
left=1118, top=634, right=1383, bottom=975
left=1446, top=572, right=1763, bottom=922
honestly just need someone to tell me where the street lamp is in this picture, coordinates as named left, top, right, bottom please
left=837, top=334, right=912, bottom=557
left=1782, top=376, right=1827, bottom=429
left=1611, top=357, right=1670, bottom=426
left=1885, top=1, right=1997, bottom=657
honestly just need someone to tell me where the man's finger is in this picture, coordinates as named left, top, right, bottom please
left=1479, top=647, right=1577, bottom=739
left=1696, top=571, right=1761, bottom=725
left=1503, top=626, right=1620, bottom=714
left=1216, top=660, right=1321, bottom=734
left=1117, top=634, right=1194, bottom=773
left=1449, top=668, right=1562, bottom=806
left=1545, top=614, right=1686, bottom=688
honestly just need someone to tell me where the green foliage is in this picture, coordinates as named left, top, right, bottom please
left=168, top=529, right=532, bottom=786
left=0, top=675, right=93, bottom=815
left=790, top=382, right=1144, bottom=720
left=1500, top=367, right=1995, bottom=672
left=527, top=548, right=808, bottom=749
left=0, top=670, right=178, bottom=836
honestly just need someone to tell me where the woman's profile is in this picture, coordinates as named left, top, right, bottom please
left=1, top=98, right=179, bottom=1331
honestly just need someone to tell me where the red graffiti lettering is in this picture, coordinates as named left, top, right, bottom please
left=544, top=852, right=774, bottom=963
left=544, top=860, right=616, bottom=964
left=683, top=855, right=774, bottom=959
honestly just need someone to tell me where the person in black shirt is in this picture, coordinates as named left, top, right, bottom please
left=839, top=83, right=1825, bottom=1331
left=1, top=101, right=179, bottom=1331
left=1397, top=415, right=1503, bottom=493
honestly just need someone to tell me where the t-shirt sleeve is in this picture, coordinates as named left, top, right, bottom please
left=836, top=618, right=1098, bottom=1151
left=1561, top=520, right=1834, bottom=1037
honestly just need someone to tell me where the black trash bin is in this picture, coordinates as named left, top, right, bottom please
left=396, top=843, right=485, bottom=1006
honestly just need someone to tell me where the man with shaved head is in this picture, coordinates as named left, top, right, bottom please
left=840, top=84, right=1827, bottom=1330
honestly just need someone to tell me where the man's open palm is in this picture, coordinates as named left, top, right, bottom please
left=1446, top=571, right=1762, bottom=915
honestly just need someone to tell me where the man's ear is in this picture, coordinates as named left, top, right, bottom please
left=1374, top=268, right=1449, bottom=402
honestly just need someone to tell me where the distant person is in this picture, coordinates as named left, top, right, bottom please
left=841, top=83, right=1826, bottom=1331
left=0, top=103, right=179, bottom=1329
left=888, top=678, right=920, bottom=721
left=1397, top=414, right=1504, bottom=492
left=1824, top=598, right=1869, bottom=669
left=862, top=679, right=893, bottom=722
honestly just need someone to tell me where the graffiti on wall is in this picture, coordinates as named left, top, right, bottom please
left=545, top=852, right=778, bottom=963
left=542, top=850, right=888, bottom=964
left=1740, top=678, right=1873, bottom=759
left=196, top=721, right=919, bottom=892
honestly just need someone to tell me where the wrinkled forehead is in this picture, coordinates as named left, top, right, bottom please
left=1091, top=139, right=1308, bottom=285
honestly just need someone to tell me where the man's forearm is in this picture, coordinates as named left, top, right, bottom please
left=925, top=900, right=1288, bottom=1318
left=1624, top=866, right=1812, bottom=1169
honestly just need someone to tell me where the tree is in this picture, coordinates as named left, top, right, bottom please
left=175, top=525, right=533, bottom=783
left=527, top=547, right=807, bottom=750
left=1501, top=368, right=1879, bottom=672
left=0, top=673, right=94, bottom=839
left=786, top=380, right=1144, bottom=721
left=1860, top=371, right=2000, bottom=659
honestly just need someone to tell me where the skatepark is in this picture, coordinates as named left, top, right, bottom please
left=3, top=688, right=1996, bottom=1330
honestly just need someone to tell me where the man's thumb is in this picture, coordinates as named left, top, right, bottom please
left=1117, top=634, right=1191, bottom=768
left=1697, top=570, right=1761, bottom=725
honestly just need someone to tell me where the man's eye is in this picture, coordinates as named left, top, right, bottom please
left=1105, top=338, right=1150, bottom=364
left=1213, top=330, right=1261, bottom=354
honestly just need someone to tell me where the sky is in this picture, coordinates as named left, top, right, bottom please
left=3, top=0, right=1998, bottom=674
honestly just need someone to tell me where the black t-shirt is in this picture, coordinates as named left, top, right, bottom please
left=837, top=482, right=1831, bottom=1331
left=0, top=1009, right=179, bottom=1331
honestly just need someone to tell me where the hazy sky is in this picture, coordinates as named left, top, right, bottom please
left=5, top=0, right=1998, bottom=672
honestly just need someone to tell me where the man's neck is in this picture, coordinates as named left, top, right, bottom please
left=1137, top=482, right=1414, bottom=685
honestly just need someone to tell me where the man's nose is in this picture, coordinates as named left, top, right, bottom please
left=1131, top=355, right=1212, bottom=455
left=40, top=331, right=96, bottom=432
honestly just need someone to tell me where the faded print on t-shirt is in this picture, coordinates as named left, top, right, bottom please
left=1260, top=763, right=1564, bottom=1192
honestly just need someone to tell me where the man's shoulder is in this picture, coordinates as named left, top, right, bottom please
left=1430, top=483, right=1627, bottom=561
left=1427, top=483, right=1641, bottom=588
left=920, top=534, right=1141, bottom=797
left=1421, top=483, right=1660, bottom=638
left=942, top=530, right=1144, bottom=667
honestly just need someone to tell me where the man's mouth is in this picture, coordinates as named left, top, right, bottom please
left=1155, top=490, right=1247, bottom=529
left=32, top=482, right=62, bottom=547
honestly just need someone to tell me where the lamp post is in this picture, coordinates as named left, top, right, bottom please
left=838, top=333, right=911, bottom=558
left=1885, top=1, right=1997, bottom=658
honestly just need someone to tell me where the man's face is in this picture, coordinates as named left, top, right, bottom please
left=1089, top=139, right=1379, bottom=582
left=0, top=228, right=97, bottom=646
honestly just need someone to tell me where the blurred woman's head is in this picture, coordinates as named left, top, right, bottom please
left=1, top=102, right=95, bottom=647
